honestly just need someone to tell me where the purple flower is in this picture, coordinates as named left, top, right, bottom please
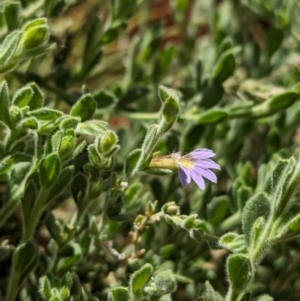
left=172, top=148, right=220, bottom=190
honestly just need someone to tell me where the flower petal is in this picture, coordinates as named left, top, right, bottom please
left=178, top=167, right=191, bottom=187
left=197, top=167, right=217, bottom=183
left=194, top=158, right=220, bottom=170
left=189, top=148, right=215, bottom=159
left=190, top=169, right=205, bottom=190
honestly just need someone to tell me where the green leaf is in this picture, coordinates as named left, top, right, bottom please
left=12, top=86, right=34, bottom=107
left=271, top=158, right=293, bottom=195
left=200, top=84, right=224, bottom=109
left=77, top=120, right=108, bottom=136
left=198, top=281, right=217, bottom=301
left=106, top=195, right=124, bottom=219
left=30, top=108, right=63, bottom=120
left=39, top=153, right=61, bottom=187
left=130, top=263, right=153, bottom=297
left=61, top=272, right=73, bottom=288
left=286, top=214, right=300, bottom=232
left=58, top=131, right=75, bottom=160
left=16, top=43, right=55, bottom=59
left=237, top=293, right=251, bottom=301
left=18, top=117, right=39, bottom=129
left=159, top=244, right=176, bottom=259
left=237, top=186, right=252, bottom=211
left=197, top=108, right=228, bottom=125
left=108, top=287, right=131, bottom=301
left=18, top=249, right=39, bottom=284
left=0, top=31, right=21, bottom=64
left=21, top=180, right=37, bottom=228
left=71, top=172, right=88, bottom=205
left=124, top=149, right=143, bottom=179
left=266, top=27, right=284, bottom=58
left=0, top=60, right=19, bottom=74
left=59, top=117, right=80, bottom=131
left=44, top=0, right=55, bottom=16
left=88, top=144, right=102, bottom=166
left=59, top=287, right=70, bottom=300
left=141, top=124, right=159, bottom=156
left=251, top=91, right=298, bottom=117
left=46, top=166, right=74, bottom=203
left=0, top=81, right=12, bottom=127
left=9, top=162, right=33, bottom=201
left=242, top=192, right=270, bottom=246
left=154, top=45, right=176, bottom=78
left=72, top=140, right=87, bottom=158
left=158, top=85, right=180, bottom=132
left=219, top=233, right=247, bottom=253
left=159, top=85, right=180, bottom=110
left=56, top=243, right=82, bottom=274
left=274, top=157, right=300, bottom=216
left=39, top=276, right=52, bottom=300
left=266, top=91, right=298, bottom=112
left=249, top=217, right=265, bottom=250
left=70, top=94, right=96, bottom=121
left=267, top=128, right=281, bottom=155
left=50, top=130, right=63, bottom=153
left=252, top=294, right=274, bottom=301
left=212, top=50, right=236, bottom=84
left=207, top=195, right=229, bottom=225
left=81, top=16, right=103, bottom=77
left=151, top=271, right=177, bottom=297
left=226, top=254, right=254, bottom=291
left=45, top=212, right=64, bottom=244
left=276, top=210, right=300, bottom=239
left=13, top=240, right=38, bottom=276
left=28, top=82, right=44, bottom=110
left=4, top=2, right=20, bottom=30
left=138, top=23, right=161, bottom=62
left=94, top=89, right=116, bottom=108
left=0, top=156, right=14, bottom=175
left=101, top=21, right=127, bottom=44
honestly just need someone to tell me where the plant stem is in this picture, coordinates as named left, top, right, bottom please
left=6, top=269, right=20, bottom=301
left=225, top=287, right=240, bottom=301
left=23, top=187, right=48, bottom=242
left=218, top=211, right=241, bottom=233
left=0, top=201, right=19, bottom=228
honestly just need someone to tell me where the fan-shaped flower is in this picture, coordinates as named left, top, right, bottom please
left=148, top=148, right=220, bottom=190
left=171, top=148, right=220, bottom=190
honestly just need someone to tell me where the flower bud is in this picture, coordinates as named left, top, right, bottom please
left=97, top=130, right=119, bottom=156
left=9, top=105, right=22, bottom=128
left=158, top=85, right=180, bottom=132
left=20, top=18, right=49, bottom=49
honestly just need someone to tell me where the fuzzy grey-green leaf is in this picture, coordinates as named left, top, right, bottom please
left=198, top=281, right=217, bottom=301
left=39, top=153, right=61, bottom=187
left=70, top=94, right=96, bottom=121
left=212, top=51, right=236, bottom=84
left=12, top=86, right=33, bottom=107
left=108, top=287, right=131, bottom=301
left=13, top=240, right=38, bottom=274
left=226, top=254, right=254, bottom=291
left=197, top=108, right=228, bottom=125
left=46, top=166, right=74, bottom=203
left=242, top=192, right=271, bottom=246
left=130, top=263, right=153, bottom=297
left=0, top=81, right=12, bottom=127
